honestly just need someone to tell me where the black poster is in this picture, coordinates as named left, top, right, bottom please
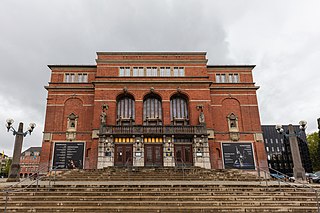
left=53, top=142, right=84, bottom=169
left=222, top=143, right=255, bottom=170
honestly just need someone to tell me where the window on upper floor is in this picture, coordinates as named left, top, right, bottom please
left=229, top=73, right=239, bottom=83
left=64, top=73, right=88, bottom=83
left=170, top=94, right=189, bottom=126
left=173, top=67, right=185, bottom=77
left=216, top=73, right=239, bottom=83
left=119, top=67, right=131, bottom=76
left=160, top=67, right=171, bottom=76
left=146, top=67, right=158, bottom=76
left=133, top=67, right=144, bottom=76
left=143, top=94, right=162, bottom=125
left=116, top=95, right=135, bottom=126
left=78, top=73, right=88, bottom=82
left=119, top=66, right=184, bottom=77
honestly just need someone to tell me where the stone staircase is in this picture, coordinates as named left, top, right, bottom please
left=46, top=167, right=262, bottom=181
left=1, top=167, right=320, bottom=212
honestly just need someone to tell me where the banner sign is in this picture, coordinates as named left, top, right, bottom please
left=53, top=142, right=84, bottom=169
left=222, top=143, right=255, bottom=170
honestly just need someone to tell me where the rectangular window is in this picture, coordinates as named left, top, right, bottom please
left=179, top=67, right=185, bottom=76
left=78, top=73, right=88, bottom=82
left=173, top=67, right=179, bottom=76
left=233, top=74, right=239, bottom=83
left=215, top=74, right=221, bottom=83
left=64, top=73, right=76, bottom=82
left=138, top=67, right=144, bottom=76
left=119, top=67, right=125, bottom=76
left=124, top=67, right=130, bottom=76
left=165, top=67, right=171, bottom=76
left=152, top=67, right=157, bottom=76
left=65, top=74, right=70, bottom=82
left=160, top=67, right=165, bottom=76
left=146, top=67, right=152, bottom=76
left=220, top=74, right=226, bottom=83
left=133, top=67, right=138, bottom=76
left=227, top=73, right=239, bottom=83
left=133, top=67, right=144, bottom=76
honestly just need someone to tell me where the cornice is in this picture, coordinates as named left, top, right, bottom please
left=96, top=52, right=207, bottom=55
left=96, top=59, right=208, bottom=64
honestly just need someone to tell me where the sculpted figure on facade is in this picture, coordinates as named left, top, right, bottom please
left=100, top=104, right=109, bottom=126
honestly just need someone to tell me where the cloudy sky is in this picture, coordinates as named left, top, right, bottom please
left=1, top=0, right=319, bottom=156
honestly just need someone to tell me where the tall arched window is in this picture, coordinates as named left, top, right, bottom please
left=143, top=94, right=162, bottom=125
left=170, top=95, right=189, bottom=125
left=117, top=95, right=135, bottom=125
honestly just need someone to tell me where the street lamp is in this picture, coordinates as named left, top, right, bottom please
left=275, top=121, right=307, bottom=182
left=5, top=119, right=36, bottom=182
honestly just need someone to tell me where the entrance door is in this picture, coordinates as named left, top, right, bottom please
left=175, top=144, right=193, bottom=167
left=115, top=144, right=133, bottom=167
left=145, top=144, right=163, bottom=167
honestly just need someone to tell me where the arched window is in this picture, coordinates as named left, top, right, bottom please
left=143, top=94, right=162, bottom=125
left=170, top=95, right=189, bottom=125
left=117, top=95, right=135, bottom=125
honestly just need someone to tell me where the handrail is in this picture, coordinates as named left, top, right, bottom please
left=257, top=166, right=320, bottom=213
left=124, top=157, right=132, bottom=181
left=2, top=165, right=58, bottom=213
left=174, top=158, right=187, bottom=180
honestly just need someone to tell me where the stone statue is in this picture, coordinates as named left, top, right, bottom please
left=199, top=112, right=205, bottom=124
left=100, top=104, right=108, bottom=125
left=196, top=105, right=205, bottom=124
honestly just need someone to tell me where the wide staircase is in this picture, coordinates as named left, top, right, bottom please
left=1, top=167, right=320, bottom=212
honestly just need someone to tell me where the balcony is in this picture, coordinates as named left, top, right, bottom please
left=99, top=125, right=207, bottom=136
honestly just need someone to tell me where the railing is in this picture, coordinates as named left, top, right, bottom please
left=101, top=125, right=207, bottom=136
left=174, top=158, right=187, bottom=180
left=125, top=157, right=132, bottom=181
left=257, top=166, right=320, bottom=213
left=2, top=166, right=58, bottom=213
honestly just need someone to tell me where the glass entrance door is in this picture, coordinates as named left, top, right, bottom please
left=145, top=144, right=163, bottom=167
left=175, top=144, right=193, bottom=167
left=115, top=144, right=133, bottom=167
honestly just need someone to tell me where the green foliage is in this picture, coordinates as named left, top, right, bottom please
left=5, top=158, right=12, bottom=175
left=307, top=132, right=320, bottom=172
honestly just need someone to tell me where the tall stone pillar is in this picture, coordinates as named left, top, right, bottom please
left=288, top=124, right=306, bottom=181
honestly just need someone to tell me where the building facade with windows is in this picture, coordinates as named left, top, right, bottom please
left=261, top=125, right=313, bottom=175
left=19, top=147, right=41, bottom=178
left=39, top=52, right=267, bottom=171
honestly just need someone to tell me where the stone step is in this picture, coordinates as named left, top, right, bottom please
left=2, top=206, right=319, bottom=213
left=3, top=195, right=317, bottom=202
left=2, top=200, right=318, bottom=207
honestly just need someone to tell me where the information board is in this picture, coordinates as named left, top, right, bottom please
left=222, top=143, right=255, bottom=170
left=53, top=142, right=84, bottom=169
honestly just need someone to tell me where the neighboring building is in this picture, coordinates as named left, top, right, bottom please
left=20, top=147, right=41, bottom=178
left=262, top=125, right=313, bottom=175
left=40, top=52, right=267, bottom=171
left=0, top=152, right=10, bottom=178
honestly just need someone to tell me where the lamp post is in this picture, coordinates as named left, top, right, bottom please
left=275, top=121, right=307, bottom=182
left=5, top=119, right=36, bottom=182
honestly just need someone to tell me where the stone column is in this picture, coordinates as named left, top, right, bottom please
left=163, top=136, right=174, bottom=167
left=7, top=122, right=24, bottom=182
left=193, top=136, right=211, bottom=169
left=288, top=124, right=306, bottom=181
left=133, top=137, right=144, bottom=167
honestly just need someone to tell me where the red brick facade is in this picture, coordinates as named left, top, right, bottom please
left=39, top=52, right=267, bottom=171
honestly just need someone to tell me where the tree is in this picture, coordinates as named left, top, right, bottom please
left=307, top=132, right=320, bottom=172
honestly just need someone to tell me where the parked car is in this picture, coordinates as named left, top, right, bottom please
left=270, top=173, right=285, bottom=180
left=306, top=173, right=320, bottom=183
